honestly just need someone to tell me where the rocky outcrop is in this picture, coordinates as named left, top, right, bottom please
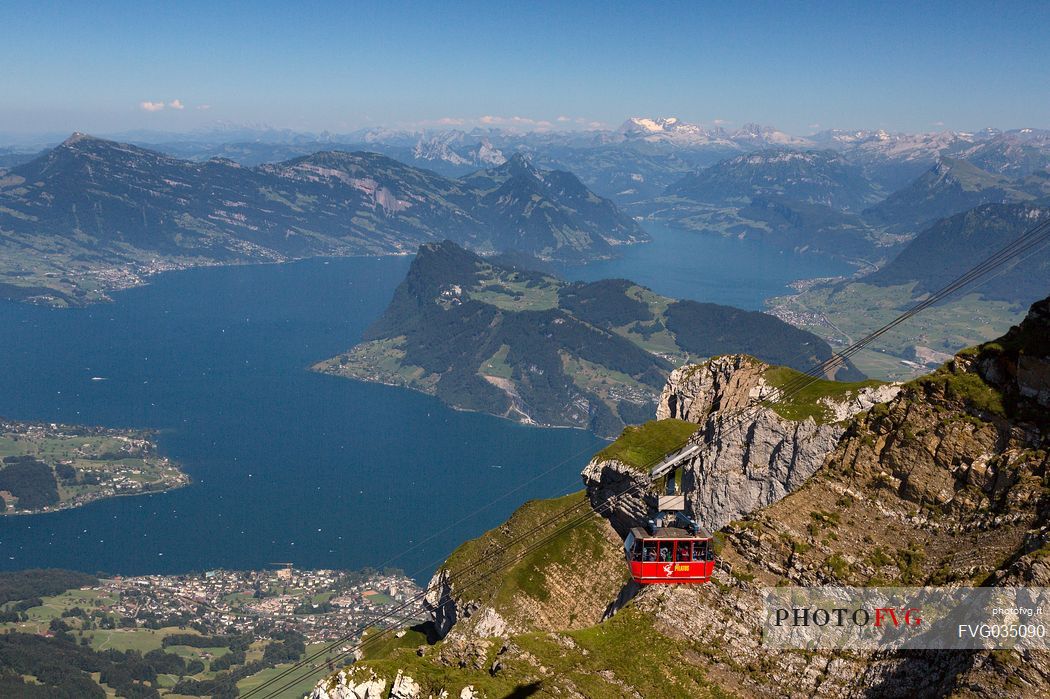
left=422, top=569, right=469, bottom=639
left=656, top=355, right=774, bottom=422
left=687, top=405, right=850, bottom=529
left=976, top=295, right=1050, bottom=409
left=310, top=667, right=388, bottom=699
left=819, top=382, right=903, bottom=421
left=310, top=667, right=484, bottom=699
left=586, top=354, right=900, bottom=533
left=578, top=457, right=654, bottom=536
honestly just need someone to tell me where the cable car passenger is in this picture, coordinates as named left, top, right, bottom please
left=644, top=542, right=657, bottom=561
left=658, top=542, right=673, bottom=562
left=692, top=542, right=706, bottom=561
left=631, top=540, right=643, bottom=561
left=676, top=542, right=691, bottom=561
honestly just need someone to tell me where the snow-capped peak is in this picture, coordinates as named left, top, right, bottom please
left=617, top=117, right=728, bottom=146
left=620, top=116, right=695, bottom=135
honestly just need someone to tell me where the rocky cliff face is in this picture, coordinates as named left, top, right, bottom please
left=584, top=355, right=900, bottom=535
left=691, top=297, right=1050, bottom=696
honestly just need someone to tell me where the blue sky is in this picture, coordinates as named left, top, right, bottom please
left=2, top=0, right=1047, bottom=137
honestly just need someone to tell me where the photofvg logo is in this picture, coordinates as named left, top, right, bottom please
left=762, top=587, right=1050, bottom=650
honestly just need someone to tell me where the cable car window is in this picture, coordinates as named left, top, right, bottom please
left=676, top=542, right=691, bottom=561
left=643, top=542, right=657, bottom=562
left=658, top=542, right=673, bottom=562
left=692, top=542, right=706, bottom=561
left=631, top=540, right=643, bottom=561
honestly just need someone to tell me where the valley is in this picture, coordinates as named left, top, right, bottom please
left=767, top=202, right=1050, bottom=379
left=768, top=283, right=1026, bottom=379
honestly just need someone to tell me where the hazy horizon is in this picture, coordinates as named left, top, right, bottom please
left=3, top=1, right=1048, bottom=138
left=2, top=116, right=1047, bottom=150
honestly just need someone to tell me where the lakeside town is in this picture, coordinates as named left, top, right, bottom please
left=94, top=566, right=426, bottom=643
left=0, top=566, right=427, bottom=696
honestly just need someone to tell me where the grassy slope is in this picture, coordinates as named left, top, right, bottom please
left=351, top=605, right=730, bottom=699
left=441, top=491, right=620, bottom=610
left=761, top=366, right=885, bottom=423
left=595, top=419, right=700, bottom=472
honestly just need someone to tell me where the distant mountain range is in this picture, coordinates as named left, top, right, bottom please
left=12, top=117, right=1039, bottom=206
left=0, top=134, right=644, bottom=304
left=314, top=241, right=863, bottom=436
left=84, top=115, right=1050, bottom=196
left=2, top=119, right=1048, bottom=312
left=631, top=134, right=1049, bottom=262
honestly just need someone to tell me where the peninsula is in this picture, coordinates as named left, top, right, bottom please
left=0, top=420, right=189, bottom=515
left=314, top=241, right=864, bottom=437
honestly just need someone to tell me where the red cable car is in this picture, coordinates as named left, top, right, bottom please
left=624, top=526, right=715, bottom=584
left=624, top=439, right=716, bottom=583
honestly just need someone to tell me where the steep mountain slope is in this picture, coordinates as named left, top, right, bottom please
left=0, top=135, right=643, bottom=304
left=862, top=202, right=1050, bottom=303
left=313, top=296, right=1050, bottom=699
left=862, top=158, right=1042, bottom=234
left=314, top=241, right=863, bottom=437
left=457, top=154, right=647, bottom=257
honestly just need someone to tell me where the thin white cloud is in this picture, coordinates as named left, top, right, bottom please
left=479, top=115, right=554, bottom=130
left=196, top=104, right=211, bottom=111
left=932, top=120, right=945, bottom=126
left=168, top=99, right=185, bottom=110
left=713, top=118, right=731, bottom=126
left=140, top=100, right=166, bottom=112
left=808, top=123, right=822, bottom=129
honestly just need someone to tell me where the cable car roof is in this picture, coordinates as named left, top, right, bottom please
left=629, top=526, right=712, bottom=540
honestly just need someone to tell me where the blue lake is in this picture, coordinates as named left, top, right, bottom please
left=0, top=226, right=851, bottom=580
left=556, top=223, right=854, bottom=310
